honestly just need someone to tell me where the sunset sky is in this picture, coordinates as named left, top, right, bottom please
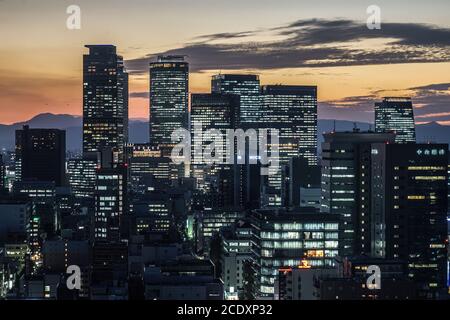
left=1, top=0, right=449, bottom=124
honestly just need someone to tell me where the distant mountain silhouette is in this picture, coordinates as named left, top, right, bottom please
left=0, top=114, right=449, bottom=151
left=13, top=113, right=82, bottom=129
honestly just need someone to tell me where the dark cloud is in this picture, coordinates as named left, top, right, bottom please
left=406, top=83, right=450, bottom=122
left=129, top=92, right=149, bottom=99
left=125, top=44, right=352, bottom=74
left=409, top=83, right=450, bottom=92
left=277, top=19, right=450, bottom=47
left=125, top=19, right=450, bottom=74
left=194, top=31, right=257, bottom=41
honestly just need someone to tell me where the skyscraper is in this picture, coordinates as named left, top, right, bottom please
left=190, top=93, right=240, bottom=164
left=149, top=56, right=189, bottom=149
left=83, top=45, right=129, bottom=155
left=375, top=97, right=416, bottom=143
left=94, top=164, right=128, bottom=242
left=260, top=85, right=318, bottom=207
left=0, top=154, right=6, bottom=193
left=15, top=125, right=66, bottom=186
left=371, top=143, right=448, bottom=297
left=320, top=131, right=396, bottom=257
left=211, top=74, right=261, bottom=127
left=190, top=93, right=241, bottom=206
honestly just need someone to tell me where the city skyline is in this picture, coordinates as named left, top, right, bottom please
left=0, top=0, right=449, bottom=303
left=0, top=0, right=450, bottom=124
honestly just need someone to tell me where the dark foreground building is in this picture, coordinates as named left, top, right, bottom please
left=371, top=143, right=449, bottom=298
left=15, top=126, right=66, bottom=186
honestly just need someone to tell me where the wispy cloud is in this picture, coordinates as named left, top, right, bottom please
left=125, top=19, right=450, bottom=74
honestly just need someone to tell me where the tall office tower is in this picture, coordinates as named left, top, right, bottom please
left=83, top=45, right=129, bottom=155
left=375, top=97, right=416, bottom=143
left=190, top=93, right=241, bottom=206
left=67, top=155, right=98, bottom=206
left=149, top=55, right=189, bottom=149
left=211, top=74, right=261, bottom=127
left=321, top=131, right=396, bottom=257
left=249, top=208, right=339, bottom=299
left=211, top=75, right=262, bottom=209
left=190, top=93, right=240, bottom=160
left=371, top=143, right=448, bottom=297
left=0, top=154, right=6, bottom=193
left=94, top=164, right=128, bottom=242
left=260, top=85, right=318, bottom=207
left=15, top=126, right=66, bottom=187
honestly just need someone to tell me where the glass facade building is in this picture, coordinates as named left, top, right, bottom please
left=211, top=74, right=261, bottom=127
left=260, top=85, right=318, bottom=207
left=149, top=56, right=189, bottom=148
left=68, top=157, right=97, bottom=205
left=83, top=45, right=129, bottom=154
left=190, top=93, right=240, bottom=194
left=321, top=131, right=396, bottom=257
left=94, top=164, right=128, bottom=242
left=375, top=97, right=416, bottom=143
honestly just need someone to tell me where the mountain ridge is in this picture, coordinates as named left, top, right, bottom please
left=0, top=114, right=448, bottom=151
